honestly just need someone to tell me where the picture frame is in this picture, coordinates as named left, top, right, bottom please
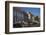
left=5, top=1, right=45, bottom=34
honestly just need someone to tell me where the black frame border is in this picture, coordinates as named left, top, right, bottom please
left=5, top=1, right=45, bottom=34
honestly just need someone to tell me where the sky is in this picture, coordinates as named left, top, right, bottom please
left=21, top=7, right=40, bottom=16
left=13, top=7, right=40, bottom=16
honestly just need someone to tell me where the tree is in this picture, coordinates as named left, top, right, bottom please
left=35, top=16, right=39, bottom=21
